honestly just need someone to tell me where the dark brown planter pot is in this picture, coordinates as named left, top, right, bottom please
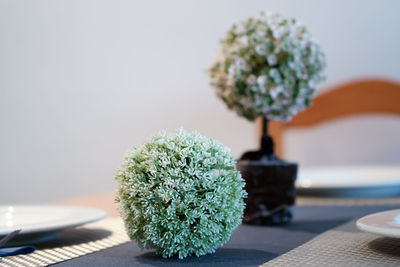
left=237, top=158, right=298, bottom=225
left=237, top=118, right=298, bottom=225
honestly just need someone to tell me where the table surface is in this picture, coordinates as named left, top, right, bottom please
left=50, top=192, right=400, bottom=266
left=51, top=205, right=398, bottom=266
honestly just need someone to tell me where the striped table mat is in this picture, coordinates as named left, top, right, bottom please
left=0, top=218, right=130, bottom=267
left=261, top=219, right=400, bottom=267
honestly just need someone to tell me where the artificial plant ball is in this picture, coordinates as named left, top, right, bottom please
left=115, top=129, right=246, bottom=259
left=208, top=12, right=326, bottom=121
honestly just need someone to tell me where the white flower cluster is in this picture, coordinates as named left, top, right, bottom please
left=209, top=12, right=326, bottom=121
left=115, top=129, right=246, bottom=259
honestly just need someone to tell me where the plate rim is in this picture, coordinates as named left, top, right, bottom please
left=0, top=205, right=107, bottom=235
left=296, top=165, right=400, bottom=190
left=356, top=209, right=400, bottom=238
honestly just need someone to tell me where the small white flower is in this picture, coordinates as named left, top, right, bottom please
left=235, top=58, right=246, bottom=70
left=277, top=85, right=285, bottom=92
left=255, top=45, right=267, bottom=55
left=273, top=28, right=284, bottom=39
left=267, top=54, right=277, bottom=66
left=300, top=39, right=309, bottom=49
left=257, top=75, right=267, bottom=86
left=269, top=68, right=279, bottom=77
left=269, top=68, right=282, bottom=83
left=308, top=79, right=315, bottom=88
left=294, top=53, right=301, bottom=63
left=246, top=74, right=257, bottom=85
left=255, top=28, right=265, bottom=40
left=255, top=98, right=263, bottom=106
left=238, top=35, right=249, bottom=47
left=296, top=97, right=305, bottom=104
left=310, top=44, right=317, bottom=55
left=228, top=65, right=235, bottom=75
left=299, top=87, right=309, bottom=96
left=269, top=86, right=280, bottom=99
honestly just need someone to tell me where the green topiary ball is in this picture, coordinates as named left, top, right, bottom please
left=115, top=129, right=246, bottom=259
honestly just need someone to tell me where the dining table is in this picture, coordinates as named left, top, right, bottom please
left=2, top=191, right=400, bottom=267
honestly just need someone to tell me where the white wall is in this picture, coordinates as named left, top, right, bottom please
left=1, top=0, right=400, bottom=204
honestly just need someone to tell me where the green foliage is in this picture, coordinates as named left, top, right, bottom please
left=115, top=129, right=246, bottom=259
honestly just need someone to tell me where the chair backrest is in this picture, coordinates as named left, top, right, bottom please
left=261, top=79, right=400, bottom=158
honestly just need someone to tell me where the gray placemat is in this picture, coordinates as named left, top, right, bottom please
left=261, top=219, right=400, bottom=267
left=0, top=219, right=129, bottom=267
left=2, top=206, right=395, bottom=266
left=53, top=206, right=399, bottom=267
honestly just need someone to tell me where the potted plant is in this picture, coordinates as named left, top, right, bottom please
left=208, top=12, right=326, bottom=225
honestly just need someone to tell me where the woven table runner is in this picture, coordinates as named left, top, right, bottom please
left=261, top=219, right=400, bottom=267
left=0, top=218, right=129, bottom=267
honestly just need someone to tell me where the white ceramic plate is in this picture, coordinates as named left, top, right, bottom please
left=296, top=165, right=400, bottom=197
left=356, top=209, right=400, bottom=238
left=0, top=205, right=106, bottom=244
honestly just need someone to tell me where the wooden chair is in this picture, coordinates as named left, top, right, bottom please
left=259, top=79, right=400, bottom=158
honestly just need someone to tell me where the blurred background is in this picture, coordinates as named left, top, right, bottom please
left=1, top=0, right=400, bottom=204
